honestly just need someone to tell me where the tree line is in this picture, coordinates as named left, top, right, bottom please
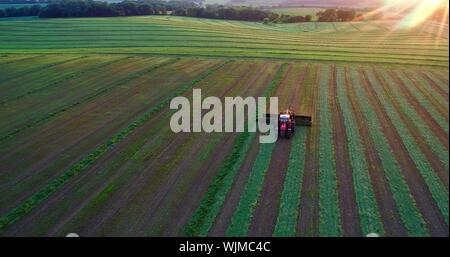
left=0, top=0, right=359, bottom=24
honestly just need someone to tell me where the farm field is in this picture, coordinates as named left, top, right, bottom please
left=0, top=15, right=448, bottom=237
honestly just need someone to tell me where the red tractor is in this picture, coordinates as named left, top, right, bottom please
left=278, top=110, right=296, bottom=138
left=265, top=108, right=312, bottom=138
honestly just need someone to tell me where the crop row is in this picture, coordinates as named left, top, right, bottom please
left=364, top=70, right=449, bottom=224
left=347, top=67, right=428, bottom=236
left=335, top=67, right=384, bottom=236
left=184, top=63, right=287, bottom=236
left=273, top=127, right=308, bottom=236
left=317, top=66, right=341, bottom=236
left=375, top=69, right=449, bottom=170
left=0, top=57, right=175, bottom=142
left=0, top=60, right=230, bottom=234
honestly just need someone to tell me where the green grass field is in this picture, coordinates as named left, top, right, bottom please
left=0, top=15, right=448, bottom=237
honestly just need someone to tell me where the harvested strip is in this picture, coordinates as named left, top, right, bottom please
left=0, top=57, right=177, bottom=143
left=0, top=55, right=129, bottom=105
left=371, top=68, right=449, bottom=186
left=273, top=127, right=307, bottom=236
left=226, top=142, right=276, bottom=236
left=318, top=65, right=341, bottom=237
left=362, top=69, right=449, bottom=230
left=336, top=66, right=384, bottom=236
left=350, top=67, right=428, bottom=237
left=416, top=70, right=449, bottom=100
left=403, top=71, right=448, bottom=121
left=248, top=139, right=291, bottom=236
left=344, top=66, right=407, bottom=237
left=184, top=63, right=287, bottom=236
left=0, top=60, right=230, bottom=234
left=297, top=67, right=320, bottom=237
left=329, top=65, right=361, bottom=236
left=386, top=71, right=449, bottom=149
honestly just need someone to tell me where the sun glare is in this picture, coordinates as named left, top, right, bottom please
left=397, top=0, right=448, bottom=29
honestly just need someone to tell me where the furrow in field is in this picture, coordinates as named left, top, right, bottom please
left=335, top=66, right=384, bottom=236
left=0, top=55, right=85, bottom=83
left=0, top=55, right=127, bottom=104
left=371, top=68, right=449, bottom=185
left=344, top=66, right=407, bottom=237
left=184, top=63, right=286, bottom=237
left=273, top=126, right=307, bottom=237
left=0, top=56, right=164, bottom=142
left=208, top=66, right=280, bottom=236
left=20, top=60, right=250, bottom=237
left=0, top=58, right=187, bottom=206
left=248, top=64, right=307, bottom=236
left=329, top=65, right=361, bottom=236
left=351, top=67, right=428, bottom=236
left=317, top=65, right=341, bottom=237
left=297, top=67, right=320, bottom=237
left=416, top=70, right=449, bottom=100
left=359, top=68, right=448, bottom=235
left=99, top=62, right=263, bottom=237
left=367, top=70, right=450, bottom=225
left=402, top=72, right=448, bottom=121
left=0, top=59, right=230, bottom=234
left=386, top=71, right=449, bottom=149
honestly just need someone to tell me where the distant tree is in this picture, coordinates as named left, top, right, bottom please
left=317, top=8, right=337, bottom=22
left=263, top=17, right=269, bottom=24
left=304, top=14, right=312, bottom=22
left=0, top=9, right=6, bottom=17
left=337, top=9, right=356, bottom=21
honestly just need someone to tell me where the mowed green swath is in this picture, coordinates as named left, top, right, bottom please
left=0, top=15, right=448, bottom=237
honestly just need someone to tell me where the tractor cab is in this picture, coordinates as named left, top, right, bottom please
left=278, top=110, right=296, bottom=137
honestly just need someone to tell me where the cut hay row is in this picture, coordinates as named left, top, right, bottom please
left=343, top=67, right=407, bottom=237
left=363, top=70, right=449, bottom=226
left=335, top=66, right=384, bottom=236
left=0, top=55, right=125, bottom=104
left=348, top=67, right=428, bottom=237
left=403, top=72, right=449, bottom=119
left=317, top=66, right=341, bottom=236
left=395, top=73, right=449, bottom=134
left=0, top=60, right=230, bottom=234
left=185, top=63, right=287, bottom=237
left=226, top=142, right=276, bottom=236
left=0, top=16, right=447, bottom=67
left=273, top=127, right=307, bottom=237
left=373, top=69, right=449, bottom=171
left=371, top=68, right=449, bottom=179
left=382, top=71, right=449, bottom=148
left=329, top=65, right=361, bottom=236
left=0, top=55, right=84, bottom=82
left=24, top=60, right=241, bottom=237
left=359, top=69, right=448, bottom=236
left=0, top=59, right=218, bottom=216
left=0, top=56, right=173, bottom=141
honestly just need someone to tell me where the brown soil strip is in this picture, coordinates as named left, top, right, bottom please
left=387, top=71, right=449, bottom=150
left=248, top=139, right=292, bottom=236
left=247, top=64, right=307, bottom=236
left=207, top=65, right=279, bottom=237
left=2, top=60, right=232, bottom=236
left=359, top=69, right=448, bottom=237
left=402, top=71, right=448, bottom=121
left=297, top=67, right=320, bottom=237
left=344, top=67, right=407, bottom=237
left=372, top=68, right=449, bottom=190
left=329, top=65, right=362, bottom=237
left=416, top=70, right=449, bottom=100
left=208, top=139, right=261, bottom=236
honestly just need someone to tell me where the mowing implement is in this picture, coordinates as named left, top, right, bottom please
left=266, top=108, right=312, bottom=138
